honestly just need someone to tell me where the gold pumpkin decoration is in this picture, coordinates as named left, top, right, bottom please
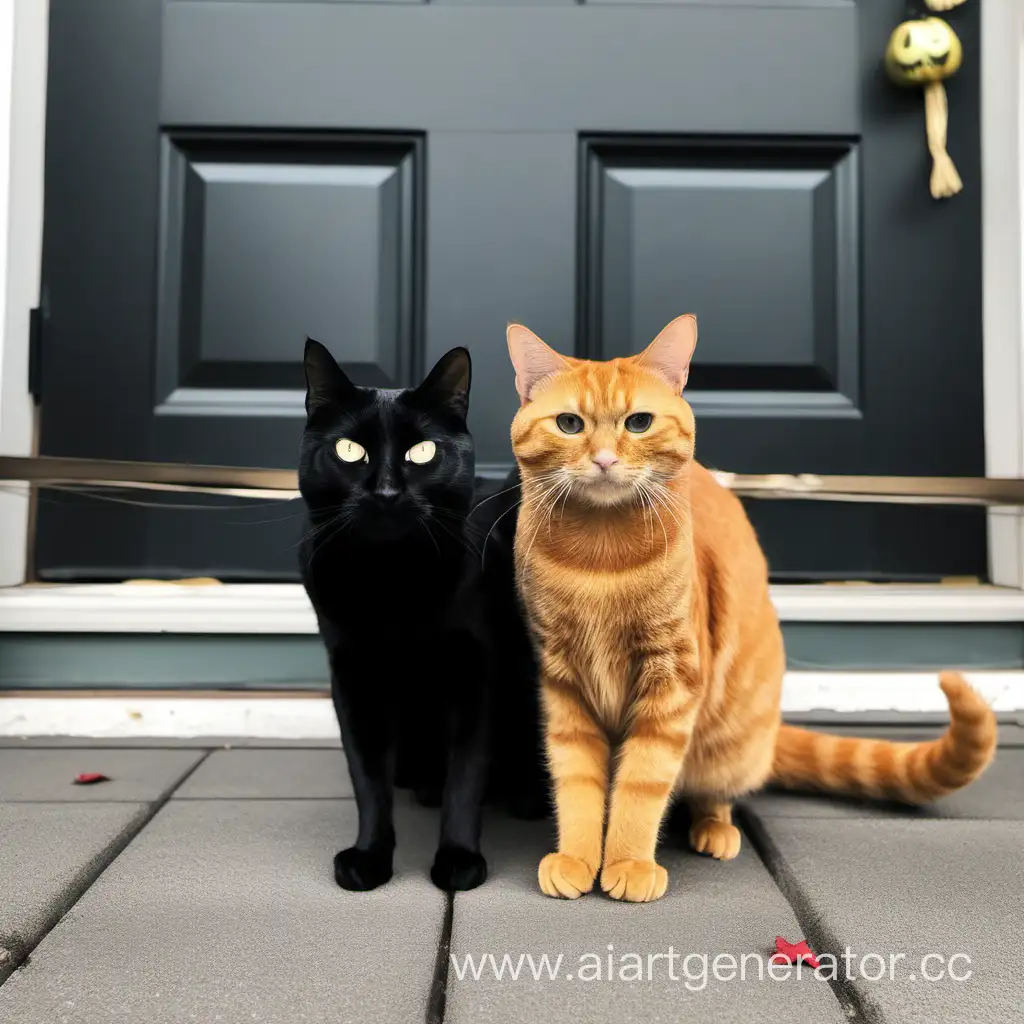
left=885, top=17, right=964, bottom=199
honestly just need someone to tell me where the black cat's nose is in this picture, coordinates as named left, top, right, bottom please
left=375, top=487, right=402, bottom=506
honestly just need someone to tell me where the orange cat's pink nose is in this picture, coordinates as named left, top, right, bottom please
left=592, top=450, right=619, bottom=472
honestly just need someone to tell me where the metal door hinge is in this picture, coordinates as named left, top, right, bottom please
left=28, top=307, right=42, bottom=400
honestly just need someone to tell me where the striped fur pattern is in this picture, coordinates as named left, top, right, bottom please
left=506, top=316, right=997, bottom=903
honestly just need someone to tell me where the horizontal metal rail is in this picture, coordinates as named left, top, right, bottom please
left=2, top=455, right=1024, bottom=506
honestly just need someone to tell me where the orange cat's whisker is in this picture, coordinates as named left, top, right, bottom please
left=637, top=481, right=669, bottom=564
left=521, top=480, right=569, bottom=567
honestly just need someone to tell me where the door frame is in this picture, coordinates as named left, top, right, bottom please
left=982, top=0, right=1024, bottom=588
left=0, top=0, right=45, bottom=590
left=0, top=0, right=1022, bottom=605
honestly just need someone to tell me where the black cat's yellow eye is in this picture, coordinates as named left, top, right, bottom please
left=405, top=440, right=436, bottom=465
left=555, top=413, right=585, bottom=435
left=625, top=413, right=653, bottom=433
left=335, top=438, right=368, bottom=464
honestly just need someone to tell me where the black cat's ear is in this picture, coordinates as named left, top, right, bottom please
left=304, top=338, right=355, bottom=415
left=416, top=347, right=471, bottom=417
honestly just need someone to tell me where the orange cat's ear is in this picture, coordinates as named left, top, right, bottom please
left=636, top=314, right=698, bottom=393
left=506, top=323, right=571, bottom=403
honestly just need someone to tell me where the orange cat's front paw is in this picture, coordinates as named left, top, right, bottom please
left=689, top=820, right=742, bottom=860
left=600, top=859, right=669, bottom=902
left=538, top=853, right=596, bottom=899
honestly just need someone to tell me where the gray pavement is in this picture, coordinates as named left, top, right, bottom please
left=446, top=814, right=847, bottom=1024
left=0, top=748, right=204, bottom=802
left=0, top=731, right=1020, bottom=1023
left=173, top=748, right=353, bottom=800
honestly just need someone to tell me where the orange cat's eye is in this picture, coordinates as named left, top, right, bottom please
left=625, top=413, right=653, bottom=433
left=555, top=413, right=585, bottom=434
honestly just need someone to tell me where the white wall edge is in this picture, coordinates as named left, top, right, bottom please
left=0, top=672, right=1021, bottom=737
left=2, top=582, right=1024, bottom=633
left=769, top=583, right=1024, bottom=622
left=0, top=0, right=47, bottom=588
left=982, top=0, right=1024, bottom=586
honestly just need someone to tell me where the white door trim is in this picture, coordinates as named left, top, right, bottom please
left=0, top=0, right=46, bottom=588
left=1, top=582, right=1024, bottom=633
left=0, top=6, right=1021, bottom=597
left=983, top=0, right=1024, bottom=586
left=1, top=673, right=1022, bottom=738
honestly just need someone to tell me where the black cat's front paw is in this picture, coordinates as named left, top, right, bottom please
left=430, top=846, right=488, bottom=892
left=334, top=847, right=393, bottom=891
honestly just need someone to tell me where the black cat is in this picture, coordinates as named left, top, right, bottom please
left=299, top=339, right=493, bottom=893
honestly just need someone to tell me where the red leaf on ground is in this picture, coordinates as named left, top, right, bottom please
left=73, top=773, right=110, bottom=785
left=772, top=936, right=821, bottom=970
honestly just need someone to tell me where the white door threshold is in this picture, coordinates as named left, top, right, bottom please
left=2, top=582, right=1024, bottom=633
left=1, top=672, right=1022, bottom=737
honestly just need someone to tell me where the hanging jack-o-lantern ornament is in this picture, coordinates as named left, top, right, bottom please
left=885, top=16, right=963, bottom=199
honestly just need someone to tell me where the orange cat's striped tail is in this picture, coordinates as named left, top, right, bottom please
left=770, top=672, right=997, bottom=803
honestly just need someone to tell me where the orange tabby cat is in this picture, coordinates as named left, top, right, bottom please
left=507, top=314, right=997, bottom=903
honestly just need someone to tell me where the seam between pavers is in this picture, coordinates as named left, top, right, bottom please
left=0, top=748, right=214, bottom=987
left=427, top=893, right=455, bottom=1024
left=741, top=811, right=1012, bottom=822
left=737, top=805, right=887, bottom=1024
left=1, top=798, right=203, bottom=804
left=0, top=745, right=231, bottom=751
left=173, top=795, right=358, bottom=801
left=0, top=744, right=344, bottom=751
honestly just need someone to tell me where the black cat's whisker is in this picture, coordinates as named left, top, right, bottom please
left=480, top=498, right=523, bottom=567
left=307, top=525, right=351, bottom=569
left=431, top=506, right=476, bottom=529
left=472, top=469, right=559, bottom=516
left=468, top=484, right=518, bottom=513
left=306, top=512, right=350, bottom=554
left=304, top=511, right=354, bottom=566
left=416, top=516, right=443, bottom=558
left=479, top=474, right=563, bottom=566
left=301, top=504, right=354, bottom=531
left=460, top=519, right=490, bottom=540
left=231, top=501, right=349, bottom=527
left=430, top=508, right=489, bottom=552
left=296, top=511, right=347, bottom=548
left=233, top=506, right=351, bottom=528
left=468, top=478, right=535, bottom=514
left=426, top=511, right=483, bottom=559
left=443, top=526, right=483, bottom=561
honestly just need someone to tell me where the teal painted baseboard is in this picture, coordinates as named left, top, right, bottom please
left=0, top=635, right=329, bottom=690
left=782, top=622, right=1024, bottom=672
left=1, top=623, right=1023, bottom=689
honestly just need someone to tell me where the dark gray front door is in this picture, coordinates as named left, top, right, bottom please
left=37, top=0, right=984, bottom=581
